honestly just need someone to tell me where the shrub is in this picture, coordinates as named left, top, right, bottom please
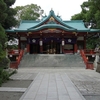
left=0, top=68, right=9, bottom=86
left=0, top=57, right=10, bottom=69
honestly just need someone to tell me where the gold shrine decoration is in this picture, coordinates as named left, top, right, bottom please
left=40, top=28, right=62, bottom=33
left=27, top=32, right=32, bottom=36
left=40, top=31, right=42, bottom=33
left=28, top=32, right=32, bottom=34
left=49, top=17, right=55, bottom=21
left=48, top=28, right=56, bottom=31
left=72, top=32, right=76, bottom=34
left=62, top=31, right=65, bottom=33
left=72, top=32, right=77, bottom=36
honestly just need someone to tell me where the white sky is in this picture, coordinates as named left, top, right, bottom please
left=13, top=0, right=88, bottom=20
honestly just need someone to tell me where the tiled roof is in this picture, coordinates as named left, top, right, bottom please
left=6, top=10, right=100, bottom=33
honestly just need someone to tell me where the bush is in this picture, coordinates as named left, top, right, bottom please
left=0, top=57, right=10, bottom=69
left=7, top=44, right=18, bottom=50
left=0, top=68, right=9, bottom=86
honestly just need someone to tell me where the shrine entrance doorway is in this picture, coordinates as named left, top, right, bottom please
left=43, top=40, right=60, bottom=54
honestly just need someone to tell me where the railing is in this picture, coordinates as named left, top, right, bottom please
left=83, top=49, right=95, bottom=54
left=8, top=49, right=20, bottom=55
left=80, top=50, right=95, bottom=70
left=9, top=49, right=24, bottom=69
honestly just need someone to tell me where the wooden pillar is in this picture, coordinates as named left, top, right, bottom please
left=84, top=37, right=86, bottom=49
left=62, top=38, right=65, bottom=54
left=27, top=37, right=30, bottom=53
left=18, top=37, right=21, bottom=49
left=40, top=39, right=43, bottom=54
left=27, top=44, right=30, bottom=53
left=74, top=43, right=77, bottom=53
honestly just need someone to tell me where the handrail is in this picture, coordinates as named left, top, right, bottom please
left=84, top=49, right=95, bottom=54
left=80, top=50, right=94, bottom=70
left=9, top=49, right=24, bottom=69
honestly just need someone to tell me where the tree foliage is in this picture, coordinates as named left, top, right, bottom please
left=0, top=0, right=7, bottom=68
left=71, top=0, right=100, bottom=49
left=86, top=37, right=100, bottom=49
left=0, top=0, right=7, bottom=23
left=14, top=4, right=44, bottom=23
left=71, top=0, right=100, bottom=28
left=2, top=0, right=17, bottom=29
left=0, top=0, right=16, bottom=68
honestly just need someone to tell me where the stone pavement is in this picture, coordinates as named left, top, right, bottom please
left=8, top=67, right=100, bottom=100
left=1, top=54, right=100, bottom=100
left=19, top=72, right=85, bottom=100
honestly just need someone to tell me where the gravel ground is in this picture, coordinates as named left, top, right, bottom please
left=2, top=80, right=32, bottom=88
left=0, top=67, right=100, bottom=100
left=67, top=70, right=100, bottom=100
left=0, top=92, right=23, bottom=100
left=0, top=74, right=36, bottom=100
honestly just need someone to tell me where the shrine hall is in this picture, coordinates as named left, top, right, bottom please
left=6, top=10, right=100, bottom=54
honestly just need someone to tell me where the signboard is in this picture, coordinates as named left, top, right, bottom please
left=64, top=44, right=73, bottom=50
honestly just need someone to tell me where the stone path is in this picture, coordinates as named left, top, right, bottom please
left=19, top=72, right=85, bottom=100
left=1, top=67, right=100, bottom=100
left=1, top=54, right=100, bottom=100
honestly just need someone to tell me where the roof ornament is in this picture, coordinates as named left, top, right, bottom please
left=57, top=12, right=59, bottom=16
left=50, top=8, right=54, bottom=12
left=45, top=13, right=47, bottom=17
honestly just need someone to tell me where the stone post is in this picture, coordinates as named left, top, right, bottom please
left=96, top=62, right=100, bottom=73
left=94, top=51, right=100, bottom=72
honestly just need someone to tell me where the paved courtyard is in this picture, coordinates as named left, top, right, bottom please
left=10, top=68, right=100, bottom=100
left=1, top=54, right=100, bottom=100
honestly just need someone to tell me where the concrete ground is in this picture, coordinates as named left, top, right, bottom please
left=10, top=67, right=100, bottom=100
left=0, top=54, right=100, bottom=100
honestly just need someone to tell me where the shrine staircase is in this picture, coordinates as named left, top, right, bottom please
left=18, top=54, right=86, bottom=68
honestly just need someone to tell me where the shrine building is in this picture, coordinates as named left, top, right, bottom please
left=6, top=10, right=100, bottom=54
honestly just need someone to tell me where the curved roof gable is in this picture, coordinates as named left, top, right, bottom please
left=29, top=24, right=77, bottom=32
left=28, top=10, right=76, bottom=30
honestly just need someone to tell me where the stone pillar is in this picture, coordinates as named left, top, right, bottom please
left=62, top=39, right=65, bottom=54
left=96, top=62, right=100, bottom=73
left=40, top=39, right=43, bottom=54
left=94, top=52, right=99, bottom=68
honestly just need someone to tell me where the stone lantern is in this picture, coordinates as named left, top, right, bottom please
left=94, top=47, right=100, bottom=72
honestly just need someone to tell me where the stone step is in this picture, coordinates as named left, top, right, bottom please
left=19, top=54, right=85, bottom=68
left=0, top=87, right=26, bottom=92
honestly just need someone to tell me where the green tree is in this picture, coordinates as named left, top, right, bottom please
left=71, top=2, right=89, bottom=22
left=71, top=0, right=100, bottom=28
left=0, top=0, right=8, bottom=68
left=15, top=4, right=44, bottom=23
left=2, top=0, right=17, bottom=29
left=0, top=0, right=7, bottom=23
left=71, top=0, right=100, bottom=49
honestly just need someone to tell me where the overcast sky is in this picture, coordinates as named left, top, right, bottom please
left=13, top=0, right=88, bottom=20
